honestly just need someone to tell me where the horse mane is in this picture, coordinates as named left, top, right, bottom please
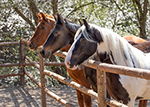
left=64, top=18, right=81, bottom=33
left=74, top=26, right=83, bottom=40
left=38, top=13, right=55, bottom=23
left=77, top=24, right=150, bottom=69
left=74, top=24, right=99, bottom=43
left=45, top=14, right=54, bottom=19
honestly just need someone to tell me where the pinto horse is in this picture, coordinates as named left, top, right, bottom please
left=29, top=13, right=148, bottom=107
left=65, top=19, right=150, bottom=107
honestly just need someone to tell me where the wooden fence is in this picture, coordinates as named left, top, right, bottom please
left=1, top=38, right=150, bottom=107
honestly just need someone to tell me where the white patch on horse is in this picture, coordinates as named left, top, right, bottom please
left=97, top=42, right=108, bottom=54
left=37, top=22, right=41, bottom=27
left=65, top=29, right=82, bottom=70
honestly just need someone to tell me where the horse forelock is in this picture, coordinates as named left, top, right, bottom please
left=74, top=24, right=98, bottom=43
left=45, top=14, right=54, bottom=19
left=38, top=14, right=55, bottom=24
left=74, top=26, right=83, bottom=40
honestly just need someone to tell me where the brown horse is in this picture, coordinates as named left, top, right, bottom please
left=28, top=12, right=55, bottom=51
left=29, top=13, right=147, bottom=107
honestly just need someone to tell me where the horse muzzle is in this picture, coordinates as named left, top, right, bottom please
left=40, top=48, right=51, bottom=59
left=28, top=42, right=38, bottom=51
left=65, top=60, right=78, bottom=70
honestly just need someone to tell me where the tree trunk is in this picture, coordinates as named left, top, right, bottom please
left=52, top=0, right=58, bottom=15
left=132, top=0, right=148, bottom=39
left=28, top=0, right=40, bottom=25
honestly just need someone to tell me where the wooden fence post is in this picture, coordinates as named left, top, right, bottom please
left=39, top=51, right=46, bottom=107
left=139, top=100, right=147, bottom=107
left=20, top=42, right=25, bottom=85
left=97, top=68, right=107, bottom=107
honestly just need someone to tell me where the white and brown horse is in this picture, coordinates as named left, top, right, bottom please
left=65, top=19, right=150, bottom=107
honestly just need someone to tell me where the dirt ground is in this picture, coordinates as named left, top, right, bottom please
left=0, top=85, right=149, bottom=107
left=0, top=85, right=97, bottom=107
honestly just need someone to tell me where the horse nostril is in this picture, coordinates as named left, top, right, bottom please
left=66, top=60, right=70, bottom=66
left=29, top=42, right=32, bottom=48
left=40, top=49, right=45, bottom=56
left=29, top=44, right=32, bottom=48
left=66, top=60, right=73, bottom=68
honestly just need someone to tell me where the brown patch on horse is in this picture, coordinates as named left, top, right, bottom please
left=97, top=52, right=130, bottom=104
left=106, top=73, right=130, bottom=104
left=123, top=36, right=146, bottom=45
left=60, top=44, right=71, bottom=52
left=134, top=40, right=150, bottom=53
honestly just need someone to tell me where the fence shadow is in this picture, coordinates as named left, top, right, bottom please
left=0, top=86, right=40, bottom=107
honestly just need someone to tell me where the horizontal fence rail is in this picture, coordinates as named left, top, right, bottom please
left=84, top=59, right=150, bottom=80
left=26, top=51, right=127, bottom=107
left=52, top=50, right=150, bottom=80
left=0, top=73, right=23, bottom=78
left=25, top=70, right=74, bottom=107
left=0, top=41, right=20, bottom=46
left=25, top=56, right=98, bottom=99
left=0, top=62, right=65, bottom=68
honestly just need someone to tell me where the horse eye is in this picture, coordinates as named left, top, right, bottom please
left=54, top=30, right=59, bottom=34
left=41, top=26, right=44, bottom=29
left=80, top=38, right=85, bottom=42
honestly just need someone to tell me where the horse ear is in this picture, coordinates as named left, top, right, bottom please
left=40, top=12, right=47, bottom=21
left=83, top=19, right=90, bottom=32
left=36, top=12, right=41, bottom=19
left=78, top=19, right=83, bottom=26
left=53, top=14, right=57, bottom=21
left=57, top=13, right=64, bottom=24
left=83, top=19, right=89, bottom=27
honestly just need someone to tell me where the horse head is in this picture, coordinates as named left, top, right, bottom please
left=65, top=19, right=98, bottom=69
left=40, top=14, right=81, bottom=59
left=28, top=12, right=55, bottom=51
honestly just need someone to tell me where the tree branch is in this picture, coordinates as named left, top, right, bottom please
left=112, top=0, right=126, bottom=16
left=52, top=0, right=58, bottom=15
left=134, top=0, right=143, bottom=16
left=28, top=0, right=40, bottom=25
left=143, top=0, right=148, bottom=18
left=132, top=0, right=140, bottom=23
left=66, top=1, right=96, bottom=17
left=9, top=0, right=35, bottom=30
left=13, top=6, right=35, bottom=30
left=132, top=0, right=148, bottom=38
